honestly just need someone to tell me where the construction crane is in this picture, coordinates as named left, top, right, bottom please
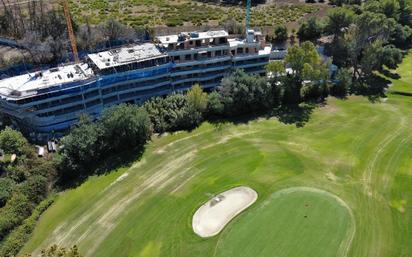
left=246, top=0, right=251, bottom=32
left=62, top=0, right=79, bottom=63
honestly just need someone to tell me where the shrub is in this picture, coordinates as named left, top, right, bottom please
left=0, top=196, right=55, bottom=257
left=0, top=178, right=15, bottom=207
left=0, top=127, right=28, bottom=155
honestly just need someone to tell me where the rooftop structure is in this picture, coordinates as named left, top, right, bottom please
left=87, top=43, right=166, bottom=70
left=0, top=63, right=93, bottom=99
left=157, top=30, right=229, bottom=48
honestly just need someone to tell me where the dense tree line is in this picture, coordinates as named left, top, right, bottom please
left=59, top=104, right=152, bottom=180
left=0, top=128, right=57, bottom=257
left=295, top=0, right=412, bottom=94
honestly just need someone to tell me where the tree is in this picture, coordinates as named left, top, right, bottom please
left=274, top=25, right=288, bottom=43
left=279, top=75, right=302, bottom=105
left=297, top=17, right=323, bottom=42
left=207, top=91, right=224, bottom=117
left=379, top=44, right=404, bottom=69
left=282, top=42, right=329, bottom=104
left=331, top=68, right=352, bottom=97
left=144, top=94, right=190, bottom=133
left=266, top=60, right=286, bottom=78
left=364, top=0, right=401, bottom=20
left=187, top=84, right=208, bottom=113
left=399, top=0, right=412, bottom=26
left=325, top=7, right=355, bottom=37
left=389, top=23, right=412, bottom=48
left=77, top=20, right=105, bottom=51
left=60, top=115, right=103, bottom=174
left=100, top=19, right=135, bottom=46
left=285, top=41, right=321, bottom=78
left=100, top=104, right=152, bottom=151
left=345, top=11, right=393, bottom=81
left=219, top=69, right=272, bottom=115
left=0, top=127, right=28, bottom=155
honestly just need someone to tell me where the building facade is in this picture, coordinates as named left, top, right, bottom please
left=0, top=30, right=271, bottom=139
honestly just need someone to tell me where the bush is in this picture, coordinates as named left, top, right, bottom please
left=19, top=175, right=49, bottom=205
left=0, top=196, right=55, bottom=257
left=0, top=193, right=32, bottom=241
left=0, top=178, right=15, bottom=207
left=0, top=127, right=28, bottom=155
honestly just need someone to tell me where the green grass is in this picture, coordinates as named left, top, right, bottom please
left=387, top=51, right=412, bottom=94
left=21, top=56, right=412, bottom=257
left=216, top=188, right=354, bottom=257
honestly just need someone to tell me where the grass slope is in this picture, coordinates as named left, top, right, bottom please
left=21, top=56, right=412, bottom=257
left=215, top=188, right=354, bottom=257
left=387, top=51, right=412, bottom=94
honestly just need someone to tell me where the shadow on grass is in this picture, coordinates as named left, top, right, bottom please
left=351, top=75, right=391, bottom=103
left=271, top=104, right=316, bottom=127
left=208, top=104, right=316, bottom=129
left=56, top=146, right=145, bottom=190
left=381, top=69, right=401, bottom=80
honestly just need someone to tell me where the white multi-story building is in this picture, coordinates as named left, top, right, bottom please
left=0, top=30, right=271, bottom=139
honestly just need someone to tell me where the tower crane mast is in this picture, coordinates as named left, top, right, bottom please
left=246, top=0, right=251, bottom=32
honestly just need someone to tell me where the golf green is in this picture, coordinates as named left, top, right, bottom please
left=215, top=187, right=354, bottom=257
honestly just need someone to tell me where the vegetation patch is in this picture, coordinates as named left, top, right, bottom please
left=68, top=0, right=317, bottom=27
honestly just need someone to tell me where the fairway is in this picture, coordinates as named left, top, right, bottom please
left=388, top=51, right=412, bottom=94
left=215, top=187, right=354, bottom=257
left=21, top=55, right=412, bottom=257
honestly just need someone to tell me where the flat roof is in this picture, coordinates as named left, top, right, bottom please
left=0, top=63, right=94, bottom=99
left=157, top=30, right=229, bottom=45
left=88, top=43, right=166, bottom=70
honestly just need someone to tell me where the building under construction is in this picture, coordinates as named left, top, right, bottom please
left=0, top=29, right=271, bottom=139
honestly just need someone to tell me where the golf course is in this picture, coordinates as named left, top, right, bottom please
left=20, top=54, right=412, bottom=257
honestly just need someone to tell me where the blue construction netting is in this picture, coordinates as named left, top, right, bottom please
left=34, top=63, right=174, bottom=96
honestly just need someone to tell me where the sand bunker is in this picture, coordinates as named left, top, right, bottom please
left=192, top=186, right=258, bottom=238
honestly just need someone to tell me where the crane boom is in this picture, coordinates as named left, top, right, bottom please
left=62, top=0, right=79, bottom=63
